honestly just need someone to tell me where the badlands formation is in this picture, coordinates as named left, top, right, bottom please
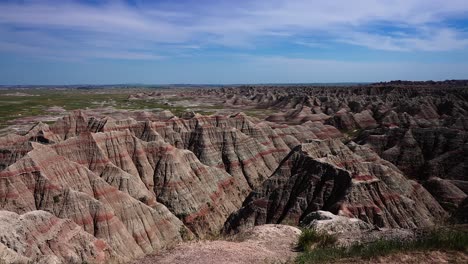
left=0, top=81, right=467, bottom=263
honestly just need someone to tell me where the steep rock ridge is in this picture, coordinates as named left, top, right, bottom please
left=326, top=108, right=378, bottom=131
left=0, top=121, right=69, bottom=171
left=0, top=210, right=111, bottom=264
left=184, top=82, right=468, bottom=135
left=169, top=114, right=283, bottom=191
left=0, top=112, right=90, bottom=171
left=3, top=110, right=332, bottom=237
left=325, top=141, right=446, bottom=229
left=361, top=128, right=467, bottom=179
left=380, top=129, right=425, bottom=179
left=142, top=138, right=245, bottom=236
left=359, top=126, right=468, bottom=214
left=0, top=143, right=187, bottom=262
left=51, top=129, right=246, bottom=236
left=224, top=144, right=353, bottom=233
left=215, top=82, right=462, bottom=218
left=0, top=122, right=64, bottom=170
left=224, top=139, right=446, bottom=233
left=51, top=130, right=155, bottom=203
left=266, top=105, right=331, bottom=125
left=77, top=112, right=286, bottom=193
left=68, top=111, right=320, bottom=194
left=0, top=109, right=345, bottom=263
left=424, top=177, right=467, bottom=212
left=23, top=111, right=340, bottom=198
left=0, top=134, right=32, bottom=171
left=49, top=110, right=89, bottom=140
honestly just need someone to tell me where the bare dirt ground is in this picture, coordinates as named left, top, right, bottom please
left=133, top=224, right=301, bottom=264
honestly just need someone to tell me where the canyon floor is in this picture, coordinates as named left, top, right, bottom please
left=0, top=81, right=467, bottom=263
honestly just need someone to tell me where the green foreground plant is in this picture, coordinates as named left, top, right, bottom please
left=296, top=229, right=337, bottom=251
left=296, top=228, right=468, bottom=263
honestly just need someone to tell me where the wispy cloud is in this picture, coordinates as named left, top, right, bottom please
left=0, top=0, right=468, bottom=60
left=339, top=27, right=468, bottom=51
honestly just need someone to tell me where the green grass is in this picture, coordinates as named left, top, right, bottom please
left=296, top=229, right=338, bottom=251
left=0, top=89, right=129, bottom=127
left=0, top=87, right=234, bottom=129
left=165, top=96, right=195, bottom=102
left=296, top=228, right=468, bottom=263
left=0, top=88, right=226, bottom=129
left=342, top=128, right=363, bottom=143
left=243, top=109, right=275, bottom=118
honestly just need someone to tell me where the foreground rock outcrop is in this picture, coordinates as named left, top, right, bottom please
left=0, top=210, right=111, bottom=263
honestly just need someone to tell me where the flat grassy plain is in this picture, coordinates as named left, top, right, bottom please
left=0, top=89, right=124, bottom=126
left=0, top=88, right=224, bottom=129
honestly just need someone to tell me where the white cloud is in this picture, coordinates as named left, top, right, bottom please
left=0, top=0, right=467, bottom=60
left=339, top=28, right=468, bottom=51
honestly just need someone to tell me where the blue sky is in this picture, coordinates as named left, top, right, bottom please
left=1, top=0, right=468, bottom=84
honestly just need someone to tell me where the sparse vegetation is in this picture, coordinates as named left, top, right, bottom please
left=179, top=226, right=191, bottom=241
left=280, top=217, right=299, bottom=227
left=342, top=128, right=363, bottom=143
left=0, top=88, right=226, bottom=130
left=176, top=212, right=189, bottom=220
left=296, top=229, right=337, bottom=251
left=296, top=228, right=468, bottom=263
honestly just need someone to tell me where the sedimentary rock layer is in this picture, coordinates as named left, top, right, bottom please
left=224, top=139, right=446, bottom=233
left=0, top=81, right=466, bottom=262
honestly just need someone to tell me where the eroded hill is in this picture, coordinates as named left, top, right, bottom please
left=0, top=81, right=467, bottom=263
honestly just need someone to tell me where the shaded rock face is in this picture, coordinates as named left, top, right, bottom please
left=359, top=127, right=468, bottom=215
left=361, top=128, right=467, bottom=180
left=454, top=197, right=468, bottom=223
left=326, top=108, right=377, bottom=131
left=224, top=139, right=446, bottom=233
left=424, top=178, right=467, bottom=212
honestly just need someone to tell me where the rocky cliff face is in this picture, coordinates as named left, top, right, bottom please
left=224, top=139, right=446, bottom=233
left=0, top=109, right=329, bottom=263
left=0, top=141, right=189, bottom=262
left=0, top=81, right=466, bottom=263
left=193, top=82, right=468, bottom=220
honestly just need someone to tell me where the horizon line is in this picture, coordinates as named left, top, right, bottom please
left=1, top=79, right=467, bottom=87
